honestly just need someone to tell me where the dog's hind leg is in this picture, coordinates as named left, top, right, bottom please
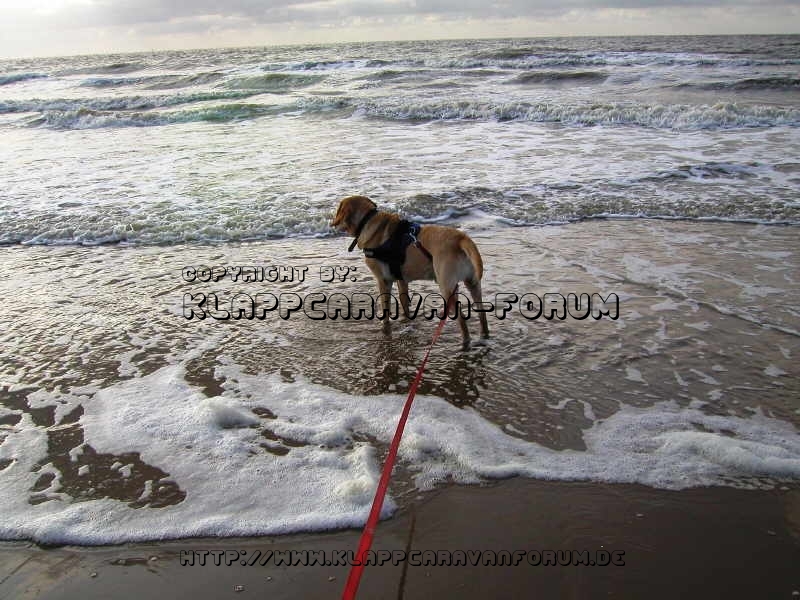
left=435, top=260, right=471, bottom=350
left=447, top=283, right=471, bottom=351
left=465, top=278, right=489, bottom=340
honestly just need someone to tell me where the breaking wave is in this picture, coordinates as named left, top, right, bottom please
left=680, top=77, right=800, bottom=91
left=3, top=166, right=797, bottom=246
left=12, top=93, right=800, bottom=131
left=26, top=103, right=281, bottom=130
left=1, top=91, right=262, bottom=115
left=0, top=73, right=47, bottom=86
left=223, top=73, right=325, bottom=91
left=347, top=99, right=800, bottom=130
left=510, top=71, right=609, bottom=85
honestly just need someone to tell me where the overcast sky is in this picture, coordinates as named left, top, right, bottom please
left=1, top=0, right=798, bottom=58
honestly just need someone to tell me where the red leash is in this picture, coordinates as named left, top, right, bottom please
left=341, top=317, right=447, bottom=600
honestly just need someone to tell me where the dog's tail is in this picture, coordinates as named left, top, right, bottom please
left=459, top=236, right=484, bottom=281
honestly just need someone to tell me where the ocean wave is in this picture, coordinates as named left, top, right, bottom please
left=11, top=92, right=800, bottom=131
left=18, top=95, right=800, bottom=131
left=223, top=73, right=325, bottom=91
left=26, top=102, right=281, bottom=130
left=681, top=77, right=800, bottom=91
left=0, top=73, right=47, bottom=86
left=1, top=91, right=261, bottom=115
left=432, top=56, right=612, bottom=70
left=400, top=179, right=800, bottom=226
left=4, top=209, right=796, bottom=247
left=510, top=71, right=609, bottom=85
left=79, top=77, right=144, bottom=88
left=474, top=47, right=538, bottom=60
left=360, top=69, right=409, bottom=81
left=292, top=59, right=366, bottom=70
left=77, top=72, right=228, bottom=90
left=357, top=68, right=458, bottom=87
left=348, top=99, right=800, bottom=130
left=57, top=62, right=146, bottom=76
left=259, top=59, right=377, bottom=72
left=3, top=182, right=797, bottom=246
left=144, top=72, right=227, bottom=89
left=639, top=162, right=763, bottom=182
left=430, top=54, right=800, bottom=71
left=456, top=69, right=507, bottom=78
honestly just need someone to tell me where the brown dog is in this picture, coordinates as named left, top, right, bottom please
left=331, top=195, right=489, bottom=349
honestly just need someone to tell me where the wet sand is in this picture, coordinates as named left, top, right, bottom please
left=1, top=479, right=799, bottom=599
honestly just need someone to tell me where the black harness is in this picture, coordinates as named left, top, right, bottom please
left=348, top=211, right=432, bottom=280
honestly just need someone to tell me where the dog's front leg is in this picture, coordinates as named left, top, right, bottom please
left=397, top=279, right=411, bottom=319
left=377, top=277, right=394, bottom=335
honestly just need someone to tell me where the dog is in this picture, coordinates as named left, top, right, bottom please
left=331, top=195, right=489, bottom=349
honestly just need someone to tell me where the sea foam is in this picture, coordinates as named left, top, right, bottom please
left=0, top=360, right=798, bottom=545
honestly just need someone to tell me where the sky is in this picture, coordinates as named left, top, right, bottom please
left=0, top=0, right=798, bottom=59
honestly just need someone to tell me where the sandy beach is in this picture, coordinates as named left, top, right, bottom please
left=2, top=479, right=799, bottom=599
left=1, top=218, right=798, bottom=598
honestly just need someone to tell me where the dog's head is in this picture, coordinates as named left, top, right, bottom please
left=331, top=195, right=377, bottom=235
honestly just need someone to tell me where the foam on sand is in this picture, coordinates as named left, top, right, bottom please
left=1, top=359, right=798, bottom=545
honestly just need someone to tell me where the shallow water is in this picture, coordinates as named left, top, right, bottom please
left=0, top=219, right=798, bottom=544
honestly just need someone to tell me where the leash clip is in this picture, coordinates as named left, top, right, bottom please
left=407, top=222, right=420, bottom=244
left=407, top=222, right=433, bottom=261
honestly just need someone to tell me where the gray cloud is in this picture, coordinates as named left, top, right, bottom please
left=1, top=0, right=796, bottom=58
left=42, top=0, right=800, bottom=30
left=2, top=0, right=789, bottom=41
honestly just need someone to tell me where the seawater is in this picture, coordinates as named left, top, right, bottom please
left=0, top=37, right=798, bottom=545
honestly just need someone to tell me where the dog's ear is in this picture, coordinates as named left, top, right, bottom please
left=331, top=196, right=376, bottom=232
left=331, top=198, right=351, bottom=229
left=331, top=201, right=343, bottom=228
left=359, top=196, right=378, bottom=211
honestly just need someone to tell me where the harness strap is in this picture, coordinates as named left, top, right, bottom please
left=362, top=220, right=432, bottom=280
left=407, top=222, right=433, bottom=261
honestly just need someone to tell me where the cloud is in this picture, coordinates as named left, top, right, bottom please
left=18, top=0, right=800, bottom=30
left=1, top=0, right=797, bottom=58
